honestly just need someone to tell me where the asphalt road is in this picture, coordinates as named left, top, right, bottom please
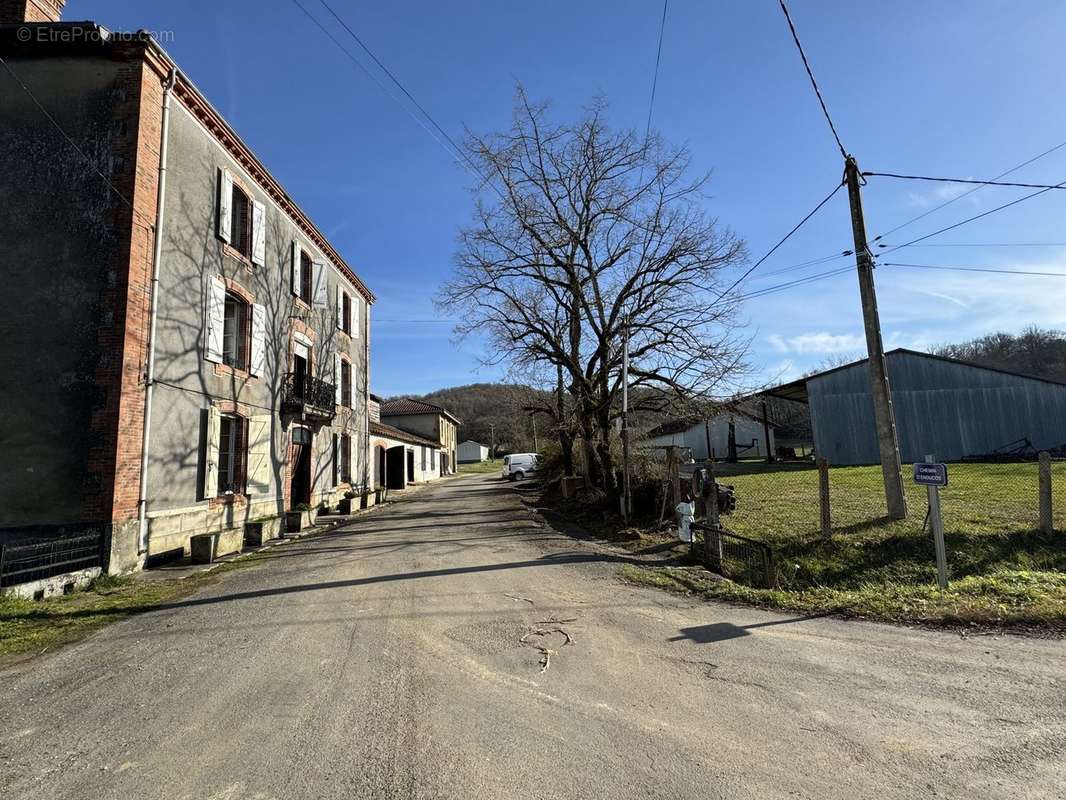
left=1, top=474, right=1063, bottom=799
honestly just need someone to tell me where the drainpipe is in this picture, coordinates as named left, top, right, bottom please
left=136, top=67, right=178, bottom=555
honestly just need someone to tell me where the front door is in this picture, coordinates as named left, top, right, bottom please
left=290, top=428, right=312, bottom=506
left=406, top=449, right=415, bottom=482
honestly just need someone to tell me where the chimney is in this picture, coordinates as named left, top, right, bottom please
left=0, top=0, right=65, bottom=24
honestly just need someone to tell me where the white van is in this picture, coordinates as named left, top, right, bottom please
left=502, top=453, right=540, bottom=481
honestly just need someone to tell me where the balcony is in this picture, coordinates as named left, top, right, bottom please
left=281, top=372, right=336, bottom=423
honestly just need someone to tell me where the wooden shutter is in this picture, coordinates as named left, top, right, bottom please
left=349, top=434, right=356, bottom=484
left=203, top=406, right=221, bottom=499
left=205, top=275, right=226, bottom=363
left=351, top=296, right=360, bottom=339
left=250, top=303, right=266, bottom=376
left=336, top=285, right=343, bottom=331
left=217, top=168, right=232, bottom=242
left=313, top=261, right=328, bottom=307
left=334, top=354, right=342, bottom=406
left=246, top=414, right=272, bottom=494
left=290, top=240, right=300, bottom=295
left=251, top=200, right=266, bottom=265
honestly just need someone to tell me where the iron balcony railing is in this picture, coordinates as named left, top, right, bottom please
left=281, top=372, right=336, bottom=421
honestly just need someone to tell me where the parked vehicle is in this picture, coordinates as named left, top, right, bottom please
left=502, top=453, right=540, bottom=481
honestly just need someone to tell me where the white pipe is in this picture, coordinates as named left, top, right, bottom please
left=137, top=67, right=177, bottom=555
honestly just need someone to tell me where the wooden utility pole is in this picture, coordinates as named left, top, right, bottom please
left=760, top=400, right=775, bottom=464
left=845, top=156, right=907, bottom=519
left=489, top=423, right=496, bottom=458
left=621, top=316, right=632, bottom=523
left=531, top=414, right=538, bottom=452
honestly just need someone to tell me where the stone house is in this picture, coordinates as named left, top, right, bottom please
left=0, top=4, right=374, bottom=571
left=373, top=398, right=461, bottom=480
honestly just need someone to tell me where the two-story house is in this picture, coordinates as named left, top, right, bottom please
left=379, top=399, right=460, bottom=477
left=0, top=4, right=373, bottom=572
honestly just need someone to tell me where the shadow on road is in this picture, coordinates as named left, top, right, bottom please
left=670, top=614, right=831, bottom=644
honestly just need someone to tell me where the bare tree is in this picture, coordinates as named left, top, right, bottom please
left=438, top=88, right=749, bottom=493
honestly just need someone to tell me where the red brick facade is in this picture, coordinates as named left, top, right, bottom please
left=0, top=0, right=64, bottom=24
left=82, top=47, right=169, bottom=527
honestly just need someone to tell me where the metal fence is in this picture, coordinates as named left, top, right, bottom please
left=0, top=528, right=109, bottom=589
left=689, top=522, right=775, bottom=588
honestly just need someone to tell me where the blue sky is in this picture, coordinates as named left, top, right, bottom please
left=73, top=0, right=1066, bottom=395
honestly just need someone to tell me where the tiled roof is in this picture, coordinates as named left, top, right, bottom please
left=380, top=398, right=461, bottom=424
left=369, top=421, right=441, bottom=449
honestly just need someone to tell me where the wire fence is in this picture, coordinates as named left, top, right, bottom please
left=0, top=526, right=109, bottom=589
left=711, top=457, right=1066, bottom=545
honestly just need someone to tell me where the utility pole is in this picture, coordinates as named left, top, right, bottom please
left=489, top=423, right=496, bottom=459
left=621, top=315, right=632, bottom=525
left=531, top=414, right=538, bottom=452
left=845, top=155, right=907, bottom=519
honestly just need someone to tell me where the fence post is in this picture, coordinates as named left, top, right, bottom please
left=1039, top=451, right=1053, bottom=534
left=704, top=468, right=722, bottom=570
left=818, top=458, right=831, bottom=540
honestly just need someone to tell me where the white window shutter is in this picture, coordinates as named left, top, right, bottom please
left=313, top=261, right=328, bottom=307
left=251, top=200, right=266, bottom=265
left=203, top=406, right=221, bottom=499
left=290, top=240, right=300, bottom=295
left=349, top=434, right=356, bottom=485
left=351, top=295, right=360, bottom=339
left=335, top=354, right=342, bottom=406
left=336, top=285, right=343, bottom=331
left=204, top=275, right=226, bottom=363
left=250, top=303, right=266, bottom=377
left=217, top=168, right=233, bottom=243
left=246, top=414, right=272, bottom=494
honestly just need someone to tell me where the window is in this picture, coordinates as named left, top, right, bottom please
left=332, top=434, right=339, bottom=486
left=217, top=415, right=246, bottom=495
left=340, top=360, right=351, bottom=407
left=293, top=249, right=313, bottom=303
left=340, top=433, right=351, bottom=483
left=230, top=184, right=251, bottom=257
left=222, top=292, right=249, bottom=369
left=342, top=292, right=351, bottom=334
left=421, top=446, right=426, bottom=471
left=431, top=449, right=436, bottom=470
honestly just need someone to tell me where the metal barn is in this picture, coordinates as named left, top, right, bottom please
left=763, top=349, right=1066, bottom=465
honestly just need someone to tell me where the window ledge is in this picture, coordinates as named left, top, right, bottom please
left=214, top=362, right=259, bottom=382
left=209, top=493, right=248, bottom=508
left=221, top=242, right=256, bottom=269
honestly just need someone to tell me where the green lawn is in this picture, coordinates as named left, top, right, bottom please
left=458, top=458, right=503, bottom=475
left=629, top=460, right=1066, bottom=628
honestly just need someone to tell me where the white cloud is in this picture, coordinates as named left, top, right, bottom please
left=766, top=331, right=866, bottom=354
left=905, top=180, right=979, bottom=209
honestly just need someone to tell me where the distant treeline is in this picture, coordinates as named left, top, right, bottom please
left=934, top=325, right=1066, bottom=382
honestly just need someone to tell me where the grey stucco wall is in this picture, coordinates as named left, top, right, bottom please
left=808, top=352, right=1066, bottom=464
left=0, top=56, right=124, bottom=527
left=143, top=100, right=369, bottom=550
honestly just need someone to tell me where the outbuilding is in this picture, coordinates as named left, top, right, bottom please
left=458, top=441, right=489, bottom=463
left=641, top=413, right=775, bottom=461
left=761, top=348, right=1066, bottom=465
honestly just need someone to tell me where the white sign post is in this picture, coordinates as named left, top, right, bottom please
left=916, top=454, right=949, bottom=590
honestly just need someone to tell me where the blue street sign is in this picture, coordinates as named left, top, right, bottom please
left=913, top=462, right=948, bottom=486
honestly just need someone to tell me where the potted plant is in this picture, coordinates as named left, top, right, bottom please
left=338, top=489, right=356, bottom=515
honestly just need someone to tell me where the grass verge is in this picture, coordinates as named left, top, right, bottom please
left=619, top=564, right=1066, bottom=631
left=0, top=550, right=272, bottom=663
left=458, top=458, right=503, bottom=475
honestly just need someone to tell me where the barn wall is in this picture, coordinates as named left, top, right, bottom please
left=808, top=351, right=1066, bottom=464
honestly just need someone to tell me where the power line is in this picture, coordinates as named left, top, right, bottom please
left=876, top=177, right=1066, bottom=256
left=714, top=179, right=845, bottom=306
left=884, top=261, right=1066, bottom=278
left=738, top=265, right=854, bottom=301
left=864, top=171, right=1066, bottom=191
left=290, top=0, right=473, bottom=176
left=754, top=250, right=852, bottom=280
left=878, top=242, right=1066, bottom=249
left=777, top=0, right=846, bottom=159
left=872, top=138, right=1066, bottom=241
left=0, top=54, right=154, bottom=231
left=643, top=0, right=670, bottom=142
left=315, top=0, right=484, bottom=180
